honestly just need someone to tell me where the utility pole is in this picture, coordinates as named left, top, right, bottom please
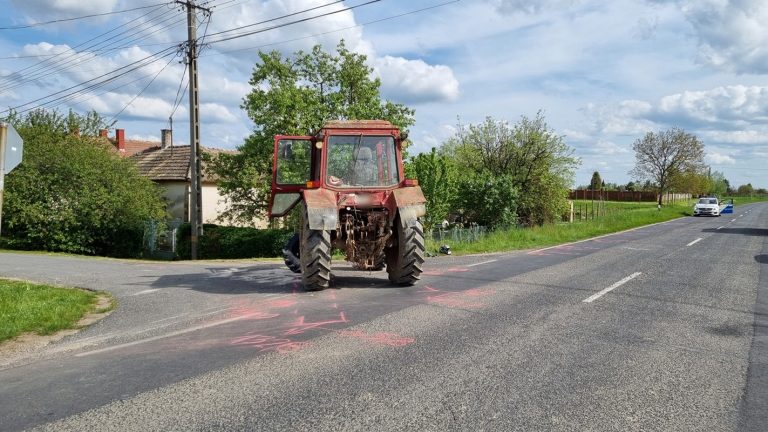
left=177, top=0, right=209, bottom=259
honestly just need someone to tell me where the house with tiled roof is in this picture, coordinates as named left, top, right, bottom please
left=104, top=128, right=255, bottom=226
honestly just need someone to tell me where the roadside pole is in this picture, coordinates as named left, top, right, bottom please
left=0, top=123, right=6, bottom=237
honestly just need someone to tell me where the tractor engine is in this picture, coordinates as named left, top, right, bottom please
left=340, top=209, right=391, bottom=270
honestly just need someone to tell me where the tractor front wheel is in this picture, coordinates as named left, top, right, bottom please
left=282, top=233, right=301, bottom=274
left=386, top=216, right=425, bottom=285
left=300, top=206, right=332, bottom=291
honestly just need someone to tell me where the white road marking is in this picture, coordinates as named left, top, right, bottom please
left=131, top=289, right=160, bottom=296
left=731, top=219, right=736, bottom=222
left=717, top=226, right=725, bottom=230
left=467, top=259, right=497, bottom=267
left=529, top=218, right=681, bottom=255
left=583, top=272, right=642, bottom=303
left=621, top=246, right=651, bottom=251
left=686, top=238, right=702, bottom=247
left=75, top=311, right=261, bottom=357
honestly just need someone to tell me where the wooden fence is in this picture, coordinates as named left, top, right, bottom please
left=569, top=190, right=691, bottom=203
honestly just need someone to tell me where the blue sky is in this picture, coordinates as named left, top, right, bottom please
left=1, top=0, right=767, bottom=188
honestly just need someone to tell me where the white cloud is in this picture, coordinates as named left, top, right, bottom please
left=706, top=151, right=736, bottom=165
left=486, top=0, right=581, bottom=15
left=200, top=103, right=238, bottom=123
left=675, top=0, right=768, bottom=73
left=702, top=129, right=768, bottom=145
left=10, top=0, right=118, bottom=20
left=658, top=85, right=768, bottom=126
left=374, top=56, right=459, bottom=104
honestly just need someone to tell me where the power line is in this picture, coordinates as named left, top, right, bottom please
left=203, top=0, right=343, bottom=38
left=0, top=2, right=170, bottom=30
left=1, top=46, right=178, bottom=115
left=0, top=3, right=177, bottom=90
left=109, top=53, right=180, bottom=122
left=206, top=0, right=381, bottom=45
left=204, top=0, right=461, bottom=57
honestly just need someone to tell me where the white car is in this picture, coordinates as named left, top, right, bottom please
left=693, top=197, right=720, bottom=216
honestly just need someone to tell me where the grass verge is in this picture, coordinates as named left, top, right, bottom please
left=428, top=200, right=695, bottom=255
left=0, top=279, right=104, bottom=343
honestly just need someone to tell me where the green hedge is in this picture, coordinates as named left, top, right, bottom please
left=176, top=224, right=294, bottom=260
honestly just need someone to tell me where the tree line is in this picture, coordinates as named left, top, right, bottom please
left=1, top=42, right=763, bottom=257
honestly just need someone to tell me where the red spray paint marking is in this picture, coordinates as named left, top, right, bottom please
left=262, top=298, right=297, bottom=309
left=420, top=285, right=440, bottom=292
left=230, top=333, right=310, bottom=353
left=284, top=312, right=348, bottom=336
left=422, top=270, right=445, bottom=276
left=337, top=330, right=415, bottom=347
left=446, top=267, right=470, bottom=273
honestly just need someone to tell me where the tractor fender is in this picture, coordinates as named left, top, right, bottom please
left=391, top=186, right=426, bottom=227
left=303, top=188, right=338, bottom=231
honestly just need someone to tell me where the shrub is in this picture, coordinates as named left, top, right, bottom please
left=176, top=224, right=294, bottom=259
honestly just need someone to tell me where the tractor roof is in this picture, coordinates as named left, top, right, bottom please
left=322, top=120, right=395, bottom=130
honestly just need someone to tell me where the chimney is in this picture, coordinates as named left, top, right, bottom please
left=116, top=129, right=125, bottom=153
left=161, top=129, right=172, bottom=149
left=99, top=129, right=108, bottom=138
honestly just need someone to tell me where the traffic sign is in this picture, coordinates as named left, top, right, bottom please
left=2, top=123, right=23, bottom=174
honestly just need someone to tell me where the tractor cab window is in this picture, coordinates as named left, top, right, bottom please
left=326, top=135, right=399, bottom=187
left=276, top=139, right=311, bottom=184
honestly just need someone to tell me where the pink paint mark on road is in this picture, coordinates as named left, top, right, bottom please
left=230, top=333, right=310, bottom=353
left=422, top=270, right=444, bottom=276
left=420, top=286, right=440, bottom=292
left=284, top=312, right=348, bottom=336
left=446, top=267, right=470, bottom=273
left=338, top=330, right=415, bottom=347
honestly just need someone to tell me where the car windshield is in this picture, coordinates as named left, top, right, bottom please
left=326, top=135, right=399, bottom=187
left=698, top=198, right=717, bottom=204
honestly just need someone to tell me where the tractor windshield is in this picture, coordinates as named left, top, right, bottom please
left=326, top=135, right=400, bottom=187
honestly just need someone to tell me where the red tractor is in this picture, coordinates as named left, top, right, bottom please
left=269, top=120, right=426, bottom=291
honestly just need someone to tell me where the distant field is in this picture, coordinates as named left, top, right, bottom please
left=428, top=200, right=695, bottom=255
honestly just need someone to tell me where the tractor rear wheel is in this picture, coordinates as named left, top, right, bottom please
left=282, top=233, right=301, bottom=274
left=386, top=216, right=425, bottom=285
left=300, top=206, right=332, bottom=291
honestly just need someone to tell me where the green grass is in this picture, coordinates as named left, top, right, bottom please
left=0, top=279, right=100, bottom=342
left=428, top=200, right=695, bottom=255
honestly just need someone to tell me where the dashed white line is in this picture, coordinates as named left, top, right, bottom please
left=730, top=218, right=736, bottom=222
left=131, top=289, right=160, bottom=296
left=583, top=272, right=642, bottom=303
left=467, top=259, right=498, bottom=267
left=686, top=238, right=702, bottom=247
left=717, top=226, right=725, bottom=230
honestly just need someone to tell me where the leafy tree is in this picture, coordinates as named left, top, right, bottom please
left=630, top=128, right=705, bottom=206
left=1, top=109, right=166, bottom=256
left=445, top=113, right=579, bottom=225
left=709, top=171, right=729, bottom=197
left=406, top=148, right=456, bottom=230
left=208, top=41, right=415, bottom=225
left=453, top=173, right=518, bottom=228
left=737, top=183, right=754, bottom=196
left=590, top=171, right=602, bottom=190
left=669, top=168, right=711, bottom=196
left=625, top=181, right=636, bottom=191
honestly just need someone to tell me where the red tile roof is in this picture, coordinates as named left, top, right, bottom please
left=130, top=145, right=237, bottom=183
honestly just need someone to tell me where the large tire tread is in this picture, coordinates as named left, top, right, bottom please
left=387, top=219, right=425, bottom=285
left=300, top=210, right=332, bottom=291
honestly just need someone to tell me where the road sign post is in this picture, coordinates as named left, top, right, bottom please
left=0, top=124, right=7, bottom=237
left=0, top=122, right=24, bottom=237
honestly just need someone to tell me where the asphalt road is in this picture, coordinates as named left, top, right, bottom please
left=1, top=203, right=766, bottom=431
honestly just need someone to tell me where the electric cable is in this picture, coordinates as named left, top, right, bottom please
left=0, top=2, right=170, bottom=30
